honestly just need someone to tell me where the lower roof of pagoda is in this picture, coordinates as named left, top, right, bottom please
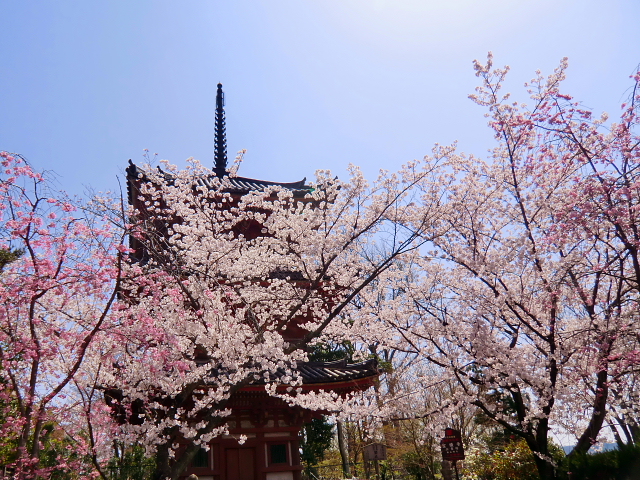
left=296, top=359, right=378, bottom=384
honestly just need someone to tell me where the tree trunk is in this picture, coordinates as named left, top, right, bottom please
left=153, top=439, right=176, bottom=480
left=570, top=365, right=609, bottom=456
left=337, top=420, right=352, bottom=478
left=525, top=429, right=557, bottom=480
left=151, top=388, right=238, bottom=480
left=531, top=453, right=556, bottom=480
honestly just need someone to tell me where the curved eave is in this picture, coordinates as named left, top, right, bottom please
left=126, top=161, right=314, bottom=200
left=239, top=375, right=377, bottom=393
left=201, top=175, right=313, bottom=198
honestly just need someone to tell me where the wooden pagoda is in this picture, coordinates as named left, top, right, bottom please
left=122, top=84, right=378, bottom=480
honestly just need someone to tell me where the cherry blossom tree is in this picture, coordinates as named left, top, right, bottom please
left=17, top=54, right=630, bottom=480
left=101, top=159, right=448, bottom=480
left=537, top=64, right=640, bottom=450
left=0, top=152, right=127, bottom=479
left=375, top=57, right=640, bottom=480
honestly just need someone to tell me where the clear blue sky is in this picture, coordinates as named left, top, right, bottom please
left=1, top=0, right=639, bottom=196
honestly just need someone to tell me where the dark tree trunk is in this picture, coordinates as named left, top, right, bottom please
left=531, top=453, right=556, bottom=480
left=525, top=430, right=557, bottom=480
left=153, top=440, right=202, bottom=480
left=570, top=361, right=610, bottom=456
left=151, top=384, right=242, bottom=480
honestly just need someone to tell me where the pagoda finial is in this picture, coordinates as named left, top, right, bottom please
left=214, top=83, right=228, bottom=178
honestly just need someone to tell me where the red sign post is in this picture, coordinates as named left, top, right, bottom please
left=440, top=428, right=465, bottom=480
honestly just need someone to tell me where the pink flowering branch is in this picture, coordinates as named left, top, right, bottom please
left=0, top=152, right=127, bottom=479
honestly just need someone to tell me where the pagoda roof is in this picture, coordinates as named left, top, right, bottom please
left=194, top=173, right=313, bottom=198
left=295, top=359, right=379, bottom=385
left=201, top=359, right=379, bottom=389
left=126, top=161, right=313, bottom=200
left=103, top=358, right=379, bottom=424
left=127, top=85, right=315, bottom=200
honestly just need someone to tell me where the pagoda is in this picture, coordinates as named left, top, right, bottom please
left=123, top=84, right=378, bottom=480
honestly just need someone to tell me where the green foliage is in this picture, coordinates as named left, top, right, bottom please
left=0, top=373, right=18, bottom=467
left=0, top=411, right=92, bottom=478
left=562, top=443, right=640, bottom=480
left=466, top=439, right=564, bottom=480
left=307, top=342, right=355, bottom=362
left=105, top=445, right=156, bottom=480
left=37, top=423, right=92, bottom=479
left=0, top=395, right=19, bottom=468
left=0, top=248, right=23, bottom=468
left=401, top=450, right=439, bottom=480
left=0, top=248, right=23, bottom=271
left=0, top=329, right=19, bottom=467
left=301, top=344, right=350, bottom=478
left=300, top=417, right=335, bottom=477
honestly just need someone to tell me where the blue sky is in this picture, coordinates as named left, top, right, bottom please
left=1, top=1, right=639, bottom=197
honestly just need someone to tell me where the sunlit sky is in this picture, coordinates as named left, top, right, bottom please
left=1, top=1, right=639, bottom=196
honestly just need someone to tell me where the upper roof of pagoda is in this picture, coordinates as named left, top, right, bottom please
left=126, top=83, right=313, bottom=202
left=126, top=160, right=313, bottom=204
left=193, top=172, right=312, bottom=198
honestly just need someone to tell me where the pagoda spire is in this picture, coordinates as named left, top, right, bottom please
left=214, top=83, right=228, bottom=177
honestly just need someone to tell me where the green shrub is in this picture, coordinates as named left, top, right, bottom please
left=562, top=443, right=640, bottom=480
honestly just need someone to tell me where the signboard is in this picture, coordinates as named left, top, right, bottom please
left=440, top=428, right=465, bottom=462
left=364, top=443, right=387, bottom=461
